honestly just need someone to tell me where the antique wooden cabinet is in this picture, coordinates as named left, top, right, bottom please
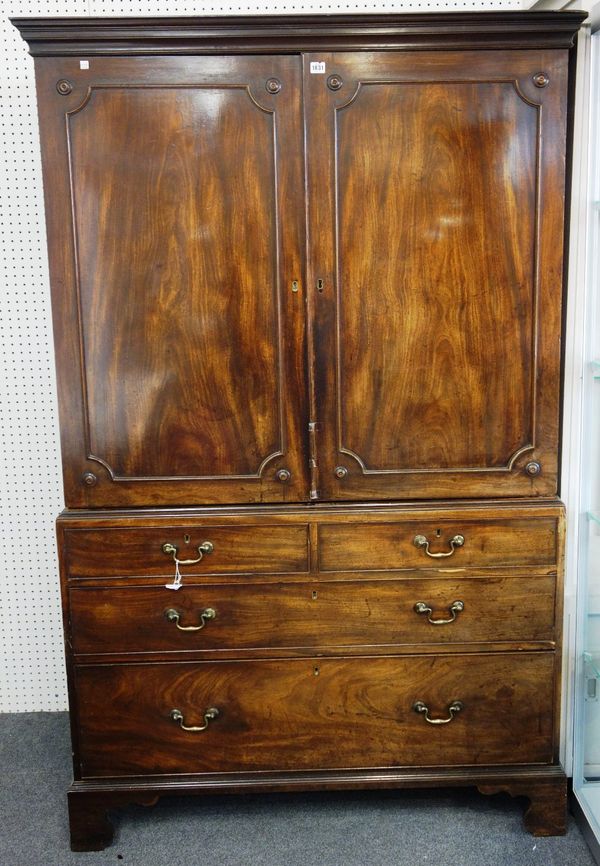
left=13, top=11, right=585, bottom=851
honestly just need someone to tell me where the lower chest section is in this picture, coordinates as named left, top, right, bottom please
left=58, top=501, right=563, bottom=780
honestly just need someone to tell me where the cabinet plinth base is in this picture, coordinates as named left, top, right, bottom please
left=67, top=767, right=567, bottom=851
left=68, top=790, right=158, bottom=852
left=477, top=775, right=568, bottom=836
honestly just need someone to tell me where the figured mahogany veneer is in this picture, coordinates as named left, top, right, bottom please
left=68, top=574, right=557, bottom=656
left=75, top=653, right=555, bottom=777
left=16, top=32, right=575, bottom=507
left=63, top=524, right=310, bottom=579
left=54, top=500, right=566, bottom=847
left=318, top=518, right=558, bottom=571
left=13, top=10, right=583, bottom=851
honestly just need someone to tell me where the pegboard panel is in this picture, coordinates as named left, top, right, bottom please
left=0, top=1, right=88, bottom=713
left=89, top=0, right=522, bottom=13
left=0, top=0, right=525, bottom=713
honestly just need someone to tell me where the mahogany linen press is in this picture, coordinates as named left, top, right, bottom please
left=12, top=11, right=585, bottom=850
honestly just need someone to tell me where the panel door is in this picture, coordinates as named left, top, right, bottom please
left=35, top=55, right=308, bottom=507
left=305, top=50, right=569, bottom=501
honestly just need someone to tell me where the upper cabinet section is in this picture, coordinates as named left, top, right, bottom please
left=13, top=13, right=585, bottom=507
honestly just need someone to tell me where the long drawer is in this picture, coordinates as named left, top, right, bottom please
left=63, top=524, right=310, bottom=579
left=319, top=518, right=558, bottom=572
left=69, top=575, right=556, bottom=655
left=75, top=652, right=555, bottom=777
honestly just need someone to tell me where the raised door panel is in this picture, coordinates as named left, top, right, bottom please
left=35, top=56, right=308, bottom=506
left=305, top=50, right=568, bottom=501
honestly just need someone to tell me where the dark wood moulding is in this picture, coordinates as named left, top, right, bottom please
left=12, top=12, right=586, bottom=56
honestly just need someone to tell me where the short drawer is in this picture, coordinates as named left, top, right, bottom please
left=63, top=524, right=309, bottom=579
left=75, top=652, right=555, bottom=777
left=319, top=518, right=558, bottom=572
left=69, top=575, right=556, bottom=655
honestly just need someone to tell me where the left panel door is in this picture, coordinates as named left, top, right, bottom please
left=36, top=55, right=308, bottom=507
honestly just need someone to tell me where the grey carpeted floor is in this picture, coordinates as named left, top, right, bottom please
left=0, top=712, right=597, bottom=866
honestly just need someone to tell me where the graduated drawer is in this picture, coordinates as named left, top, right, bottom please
left=75, top=652, right=555, bottom=777
left=63, top=524, right=309, bottom=579
left=69, top=575, right=556, bottom=655
left=319, top=518, right=558, bottom=572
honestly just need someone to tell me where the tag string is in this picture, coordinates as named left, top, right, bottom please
left=165, top=558, right=183, bottom=590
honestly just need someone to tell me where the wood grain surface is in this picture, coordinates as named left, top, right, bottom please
left=68, top=575, right=556, bottom=655
left=336, top=81, right=536, bottom=471
left=34, top=54, right=308, bottom=506
left=318, top=517, right=558, bottom=571
left=74, top=652, right=555, bottom=776
left=64, top=524, right=310, bottom=578
left=306, top=49, right=568, bottom=501
left=70, top=86, right=281, bottom=479
left=32, top=47, right=569, bottom=505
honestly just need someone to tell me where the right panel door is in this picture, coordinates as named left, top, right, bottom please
left=306, top=50, right=569, bottom=501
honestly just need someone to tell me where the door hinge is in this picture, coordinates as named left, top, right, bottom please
left=308, top=421, right=320, bottom=500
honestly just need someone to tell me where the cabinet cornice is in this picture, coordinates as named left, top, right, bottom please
left=12, top=11, right=587, bottom=57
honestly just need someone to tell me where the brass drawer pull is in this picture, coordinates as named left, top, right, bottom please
left=413, top=700, right=464, bottom=725
left=413, top=534, right=464, bottom=558
left=162, top=541, right=214, bottom=565
left=165, top=607, right=216, bottom=631
left=170, top=707, right=219, bottom=732
left=414, top=600, right=464, bottom=625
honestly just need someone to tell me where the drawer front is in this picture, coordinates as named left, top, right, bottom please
left=64, top=525, right=309, bottom=579
left=319, top=519, right=558, bottom=572
left=69, top=575, right=556, bottom=655
left=75, top=653, right=555, bottom=777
